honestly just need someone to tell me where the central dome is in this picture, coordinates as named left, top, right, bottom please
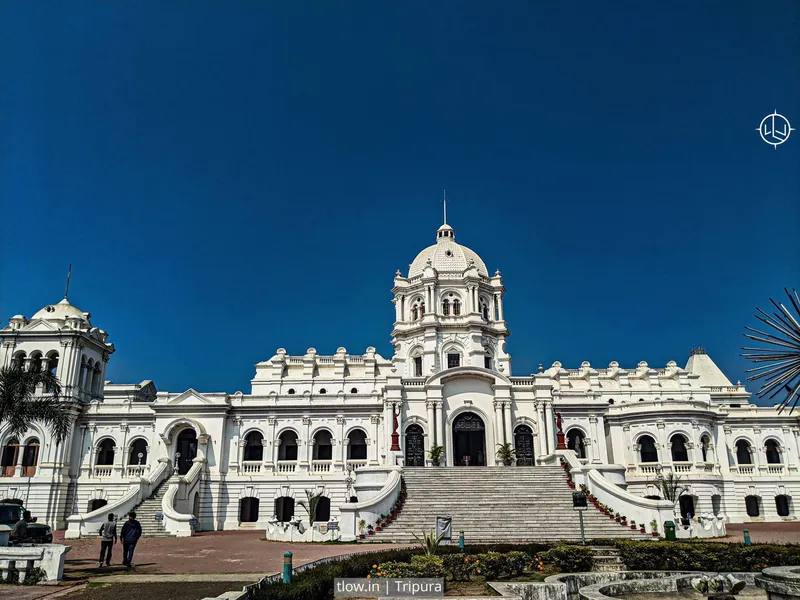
left=31, top=298, right=91, bottom=324
left=408, top=223, right=489, bottom=278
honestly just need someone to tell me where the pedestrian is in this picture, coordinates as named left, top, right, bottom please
left=10, top=510, right=33, bottom=545
left=120, top=511, right=142, bottom=568
left=98, top=513, right=117, bottom=568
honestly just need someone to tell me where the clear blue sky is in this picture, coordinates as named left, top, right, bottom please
left=2, top=2, right=798, bottom=401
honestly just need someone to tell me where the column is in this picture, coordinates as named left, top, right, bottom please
left=493, top=401, right=504, bottom=446
left=503, top=401, right=513, bottom=447
left=656, top=421, right=668, bottom=466
left=384, top=402, right=394, bottom=450
left=622, top=424, right=635, bottom=471
left=303, top=417, right=312, bottom=468
left=342, top=438, right=350, bottom=466
left=261, top=439, right=270, bottom=472
left=537, top=403, right=547, bottom=456
left=589, top=416, right=602, bottom=463
left=336, top=416, right=346, bottom=469
left=370, top=414, right=380, bottom=465
left=544, top=402, right=554, bottom=455
left=435, top=402, right=445, bottom=463
left=237, top=439, right=246, bottom=475
left=496, top=293, right=504, bottom=321
left=427, top=402, right=437, bottom=446
left=265, top=417, right=276, bottom=470
left=394, top=297, right=401, bottom=322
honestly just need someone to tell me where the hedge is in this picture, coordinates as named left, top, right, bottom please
left=614, top=540, right=800, bottom=572
left=539, top=545, right=595, bottom=573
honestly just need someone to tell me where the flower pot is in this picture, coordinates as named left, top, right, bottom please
left=631, top=525, right=637, bottom=530
left=368, top=531, right=374, bottom=535
left=640, top=528, right=646, bottom=534
left=651, top=532, right=659, bottom=537
left=359, top=534, right=366, bottom=539
left=376, top=526, right=382, bottom=532
left=615, top=518, right=621, bottom=523
left=621, top=521, right=627, bottom=527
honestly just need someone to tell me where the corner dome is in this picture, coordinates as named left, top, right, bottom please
left=408, top=222, right=489, bottom=278
left=32, top=298, right=92, bottom=324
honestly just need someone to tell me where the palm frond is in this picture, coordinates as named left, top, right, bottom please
left=0, top=365, right=70, bottom=443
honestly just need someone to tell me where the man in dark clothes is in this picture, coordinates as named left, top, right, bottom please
left=10, top=510, right=33, bottom=545
left=120, top=511, right=142, bottom=567
left=98, top=513, right=117, bottom=568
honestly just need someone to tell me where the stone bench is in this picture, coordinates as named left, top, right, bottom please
left=0, top=544, right=71, bottom=583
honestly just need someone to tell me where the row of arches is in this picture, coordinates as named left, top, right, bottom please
left=0, top=439, right=40, bottom=477
left=267, top=429, right=368, bottom=462
left=95, top=438, right=149, bottom=467
left=635, top=434, right=784, bottom=465
left=407, top=294, right=496, bottom=322
left=408, top=347, right=495, bottom=377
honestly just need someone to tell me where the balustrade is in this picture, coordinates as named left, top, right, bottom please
left=93, top=467, right=113, bottom=478
left=276, top=460, right=297, bottom=473
left=311, top=460, right=331, bottom=473
left=241, top=461, right=262, bottom=474
left=126, top=466, right=147, bottom=478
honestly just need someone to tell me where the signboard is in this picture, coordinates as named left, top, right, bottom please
left=436, top=516, right=452, bottom=542
left=572, top=492, right=588, bottom=510
left=327, top=521, right=339, bottom=531
left=154, top=513, right=164, bottom=521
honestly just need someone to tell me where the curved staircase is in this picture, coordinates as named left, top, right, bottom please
left=367, top=466, right=650, bottom=543
left=129, top=478, right=174, bottom=537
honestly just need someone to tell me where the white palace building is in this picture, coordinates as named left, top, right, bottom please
left=1, top=218, right=798, bottom=540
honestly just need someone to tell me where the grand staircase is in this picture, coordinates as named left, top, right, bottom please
left=130, top=477, right=174, bottom=537
left=368, top=466, right=649, bottom=543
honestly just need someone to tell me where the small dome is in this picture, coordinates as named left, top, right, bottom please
left=408, top=222, right=489, bottom=278
left=31, top=298, right=91, bottom=324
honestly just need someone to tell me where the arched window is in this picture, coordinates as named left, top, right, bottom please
left=350, top=387, right=358, bottom=394
left=319, top=388, right=327, bottom=394
left=567, top=429, right=586, bottom=459
left=129, top=439, right=148, bottom=466
left=776, top=495, right=791, bottom=517
left=11, top=352, right=26, bottom=370
left=679, top=495, right=695, bottom=519
left=287, top=388, right=295, bottom=395
left=671, top=434, right=689, bottom=462
left=313, top=430, right=333, bottom=461
left=765, top=440, right=781, bottom=464
left=1, top=438, right=20, bottom=477
left=315, top=496, right=331, bottom=522
left=481, top=301, right=490, bottom=321
left=447, top=351, right=461, bottom=369
left=442, top=299, right=450, bottom=316
left=410, top=298, right=425, bottom=321
left=278, top=431, right=298, bottom=461
left=240, top=497, right=260, bottom=523
left=411, top=307, right=418, bottom=321
left=347, top=429, right=368, bottom=460
left=274, top=496, right=294, bottom=522
left=452, top=299, right=461, bottom=316
left=700, top=435, right=710, bottom=462
left=638, top=435, right=658, bottom=463
left=736, top=440, right=753, bottom=465
left=28, top=352, right=43, bottom=374
left=45, top=352, right=59, bottom=391
left=711, top=495, right=722, bottom=516
left=96, top=439, right=116, bottom=466
left=244, top=431, right=264, bottom=462
left=745, top=495, right=760, bottom=517
left=22, top=439, right=39, bottom=477
left=419, top=302, right=425, bottom=318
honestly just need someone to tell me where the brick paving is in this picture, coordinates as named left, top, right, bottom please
left=54, top=530, right=405, bottom=579
left=716, top=522, right=800, bottom=545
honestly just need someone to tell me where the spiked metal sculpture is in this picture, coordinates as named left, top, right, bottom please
left=742, top=288, right=800, bottom=414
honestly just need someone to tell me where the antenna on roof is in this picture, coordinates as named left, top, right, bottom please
left=443, top=189, right=447, bottom=224
left=64, top=264, right=72, bottom=300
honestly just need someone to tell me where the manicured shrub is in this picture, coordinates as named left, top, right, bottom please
left=539, top=544, right=594, bottom=573
left=369, top=555, right=445, bottom=578
left=443, top=554, right=475, bottom=581
left=614, top=540, right=800, bottom=572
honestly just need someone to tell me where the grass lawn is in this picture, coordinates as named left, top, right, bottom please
left=63, top=581, right=253, bottom=600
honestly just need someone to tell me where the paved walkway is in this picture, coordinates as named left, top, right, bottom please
left=717, top=522, right=800, bottom=545
left=54, top=530, right=404, bottom=579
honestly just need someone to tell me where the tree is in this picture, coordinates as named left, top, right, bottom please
left=653, top=471, right=687, bottom=505
left=298, top=489, right=321, bottom=526
left=0, top=365, right=71, bottom=443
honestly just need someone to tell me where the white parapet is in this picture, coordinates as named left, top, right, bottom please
left=0, top=544, right=71, bottom=583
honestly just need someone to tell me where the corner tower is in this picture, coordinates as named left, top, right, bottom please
left=391, top=217, right=510, bottom=378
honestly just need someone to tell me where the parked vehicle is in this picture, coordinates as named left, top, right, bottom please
left=0, top=498, right=53, bottom=543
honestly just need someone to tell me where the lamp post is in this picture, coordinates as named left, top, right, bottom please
left=174, top=452, right=181, bottom=475
left=344, top=465, right=354, bottom=502
left=138, top=452, right=143, bottom=466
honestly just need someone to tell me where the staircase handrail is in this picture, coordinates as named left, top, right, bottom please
left=338, top=467, right=402, bottom=541
left=65, top=457, right=171, bottom=539
left=556, top=449, right=673, bottom=536
left=161, top=456, right=205, bottom=537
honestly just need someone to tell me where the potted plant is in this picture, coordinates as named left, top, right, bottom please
left=358, top=519, right=366, bottom=539
left=495, top=443, right=516, bottom=466
left=428, top=445, right=445, bottom=466
left=621, top=515, right=627, bottom=526
left=640, top=525, right=646, bottom=534
left=367, top=524, right=375, bottom=536
left=615, top=512, right=621, bottom=523
left=650, top=519, right=659, bottom=537
left=630, top=520, right=637, bottom=530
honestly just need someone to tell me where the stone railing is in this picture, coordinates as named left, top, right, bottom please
left=765, top=464, right=785, bottom=475
left=672, top=462, right=692, bottom=473
left=0, top=544, right=71, bottom=583
left=66, top=458, right=170, bottom=539
left=338, top=466, right=402, bottom=541
left=92, top=467, right=113, bottom=478
left=631, top=462, right=721, bottom=477
left=276, top=460, right=296, bottom=473
left=311, top=460, right=332, bottom=473
left=241, top=461, right=262, bottom=474
left=162, top=457, right=204, bottom=537
left=126, top=465, right=148, bottom=478
left=733, top=465, right=756, bottom=476
left=346, top=459, right=368, bottom=470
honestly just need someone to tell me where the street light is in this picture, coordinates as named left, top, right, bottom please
left=344, top=465, right=354, bottom=502
left=174, top=452, right=181, bottom=474
left=137, top=452, right=143, bottom=466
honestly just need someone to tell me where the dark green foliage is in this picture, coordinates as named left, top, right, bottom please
left=4, top=565, right=20, bottom=585
left=371, top=555, right=445, bottom=578
left=539, top=545, right=595, bottom=573
left=23, top=567, right=47, bottom=586
left=614, top=540, right=800, bottom=572
left=0, top=366, right=70, bottom=443
left=442, top=554, right=474, bottom=581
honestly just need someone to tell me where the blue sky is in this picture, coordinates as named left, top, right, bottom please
left=1, top=2, right=798, bottom=401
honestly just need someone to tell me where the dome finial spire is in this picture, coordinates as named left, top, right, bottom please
left=443, top=189, right=447, bottom=225
left=64, top=264, right=72, bottom=300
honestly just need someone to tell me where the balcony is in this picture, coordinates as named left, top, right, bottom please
left=126, top=465, right=147, bottom=478
left=93, top=467, right=113, bottom=478
left=311, top=460, right=332, bottom=473
left=241, top=461, right=262, bottom=475
left=346, top=459, right=368, bottom=470
left=672, top=461, right=693, bottom=473
left=764, top=464, right=785, bottom=476
left=276, top=460, right=297, bottom=473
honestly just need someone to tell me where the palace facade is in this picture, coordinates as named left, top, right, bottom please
left=1, top=219, right=797, bottom=537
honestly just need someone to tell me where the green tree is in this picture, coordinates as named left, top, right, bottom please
left=0, top=366, right=70, bottom=443
left=299, top=489, right=321, bottom=526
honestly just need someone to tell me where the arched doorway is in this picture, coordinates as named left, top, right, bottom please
left=405, top=424, right=425, bottom=467
left=452, top=412, right=486, bottom=466
left=514, top=425, right=535, bottom=466
left=176, top=429, right=198, bottom=475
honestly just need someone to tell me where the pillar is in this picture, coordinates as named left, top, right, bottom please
left=394, top=297, right=401, bottom=322
left=435, top=402, right=445, bottom=463
left=427, top=402, right=437, bottom=446
left=496, top=293, right=504, bottom=321
left=544, top=402, right=554, bottom=454
left=503, top=401, right=513, bottom=447
left=537, top=403, right=547, bottom=456
left=370, top=415, right=380, bottom=465
left=493, top=401, right=504, bottom=446
left=589, top=416, right=602, bottom=463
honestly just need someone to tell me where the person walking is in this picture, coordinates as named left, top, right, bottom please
left=120, top=511, right=142, bottom=568
left=98, top=513, right=117, bottom=568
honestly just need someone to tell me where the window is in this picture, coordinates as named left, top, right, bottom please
left=274, top=497, right=295, bottom=522
left=319, top=388, right=327, bottom=394
left=447, top=353, right=460, bottom=369
left=22, top=439, right=39, bottom=477
left=414, top=356, right=423, bottom=377
left=567, top=429, right=586, bottom=459
left=419, top=302, right=425, bottom=317
left=411, top=308, right=418, bottom=320
left=765, top=440, right=781, bottom=464
left=484, top=355, right=492, bottom=369
left=711, top=495, right=721, bottom=516
left=314, top=497, right=331, bottom=522
left=736, top=440, right=752, bottom=465
left=776, top=495, right=791, bottom=517
left=452, top=299, right=461, bottom=315
left=96, top=439, right=115, bottom=466
left=638, top=435, right=658, bottom=463
left=244, top=431, right=264, bottom=461
left=608, top=399, right=615, bottom=405
left=671, top=435, right=689, bottom=462
left=481, top=303, right=490, bottom=320
left=350, top=387, right=358, bottom=394
left=700, top=436, right=710, bottom=462
left=287, top=388, right=295, bottom=395
left=347, top=429, right=368, bottom=460
left=313, top=430, right=333, bottom=461
left=745, top=495, right=760, bottom=517
left=442, top=300, right=450, bottom=315
left=128, top=439, right=148, bottom=467
left=679, top=495, right=695, bottom=518
left=240, top=497, right=260, bottom=522
left=1, top=439, right=19, bottom=477
left=278, top=431, right=299, bottom=461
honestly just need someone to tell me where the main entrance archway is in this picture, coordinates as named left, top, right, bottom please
left=452, top=412, right=486, bottom=466
left=176, top=429, right=198, bottom=475
left=405, top=424, right=425, bottom=467
left=514, top=425, right=535, bottom=466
